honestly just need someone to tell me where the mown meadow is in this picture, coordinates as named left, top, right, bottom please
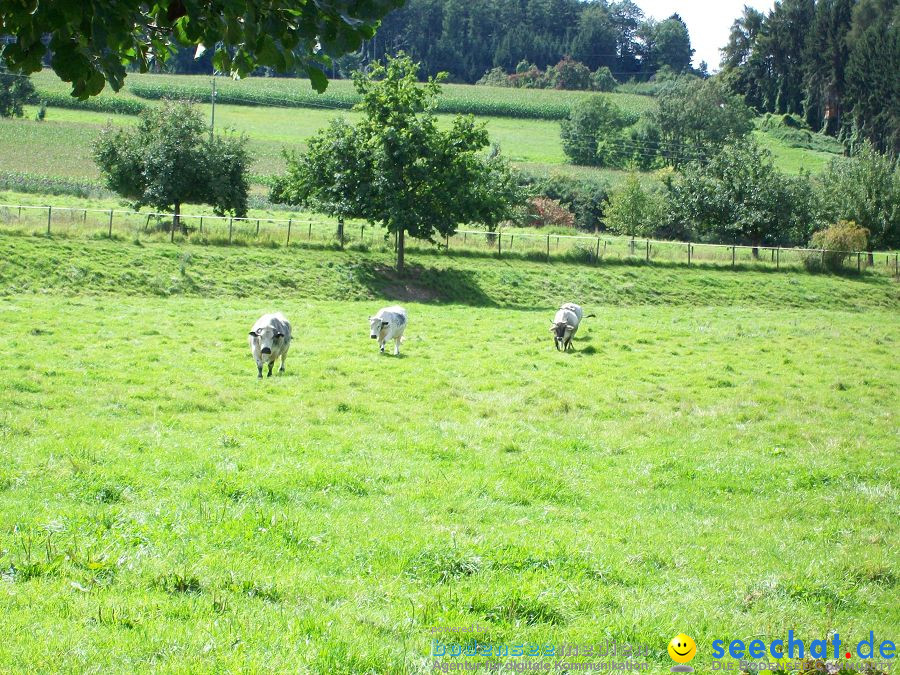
left=0, top=234, right=897, bottom=672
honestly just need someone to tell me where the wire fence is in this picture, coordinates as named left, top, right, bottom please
left=1, top=202, right=898, bottom=277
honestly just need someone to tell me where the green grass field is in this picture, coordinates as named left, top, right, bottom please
left=0, top=235, right=897, bottom=672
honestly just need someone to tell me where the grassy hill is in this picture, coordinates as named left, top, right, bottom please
left=0, top=71, right=842, bottom=198
left=0, top=234, right=897, bottom=671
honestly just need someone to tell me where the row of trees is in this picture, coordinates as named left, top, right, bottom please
left=91, top=55, right=522, bottom=270
left=477, top=58, right=619, bottom=92
left=719, top=0, right=899, bottom=155
left=560, top=78, right=754, bottom=170
left=604, top=142, right=899, bottom=252
left=330, top=0, right=698, bottom=83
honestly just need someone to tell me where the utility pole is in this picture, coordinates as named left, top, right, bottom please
left=210, top=75, right=217, bottom=142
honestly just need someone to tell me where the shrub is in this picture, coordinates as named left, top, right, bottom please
left=560, top=96, right=629, bottom=167
left=522, top=197, right=576, bottom=229
left=520, top=172, right=610, bottom=230
left=0, top=64, right=36, bottom=117
left=591, top=67, right=618, bottom=92
left=807, top=220, right=869, bottom=271
left=549, top=57, right=592, bottom=91
left=475, top=67, right=509, bottom=87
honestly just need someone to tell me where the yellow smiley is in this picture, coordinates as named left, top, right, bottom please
left=668, top=634, right=697, bottom=663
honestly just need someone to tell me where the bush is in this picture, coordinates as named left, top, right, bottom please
left=591, top=67, right=617, bottom=92
left=0, top=65, right=36, bottom=117
left=520, top=172, right=610, bottom=230
left=807, top=220, right=869, bottom=271
left=522, top=197, right=576, bottom=228
left=560, top=96, right=629, bottom=167
left=548, top=57, right=592, bottom=91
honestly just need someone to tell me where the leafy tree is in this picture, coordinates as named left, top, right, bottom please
left=604, top=173, right=663, bottom=237
left=820, top=143, right=900, bottom=251
left=570, top=4, right=618, bottom=71
left=652, top=14, right=694, bottom=73
left=0, top=64, right=35, bottom=118
left=93, top=100, right=249, bottom=238
left=548, top=58, right=593, bottom=91
left=272, top=54, right=523, bottom=272
left=651, top=78, right=754, bottom=168
left=591, top=67, right=618, bottom=92
left=560, top=96, right=629, bottom=167
left=0, top=0, right=404, bottom=98
left=667, top=142, right=821, bottom=250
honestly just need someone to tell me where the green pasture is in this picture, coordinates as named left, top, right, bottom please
left=0, top=235, right=897, bottom=672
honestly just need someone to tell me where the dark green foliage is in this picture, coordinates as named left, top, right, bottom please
left=271, top=55, right=524, bottom=271
left=0, top=64, right=35, bottom=118
left=720, top=0, right=895, bottom=154
left=368, top=0, right=690, bottom=84
left=0, top=0, right=403, bottom=97
left=667, top=142, right=822, bottom=247
left=844, top=4, right=900, bottom=155
left=650, top=78, right=754, bottom=167
left=93, top=100, right=250, bottom=224
left=650, top=14, right=694, bottom=73
left=560, top=96, right=631, bottom=167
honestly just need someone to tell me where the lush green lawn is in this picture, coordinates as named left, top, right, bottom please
left=0, top=236, right=897, bottom=672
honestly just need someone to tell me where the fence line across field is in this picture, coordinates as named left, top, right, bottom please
left=0, top=203, right=897, bottom=277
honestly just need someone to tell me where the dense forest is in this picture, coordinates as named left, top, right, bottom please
left=163, top=0, right=697, bottom=84
left=719, top=0, right=898, bottom=154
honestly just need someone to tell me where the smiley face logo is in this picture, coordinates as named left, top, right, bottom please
left=668, top=634, right=697, bottom=670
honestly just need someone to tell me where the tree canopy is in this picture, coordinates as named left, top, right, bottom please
left=719, top=0, right=899, bottom=154
left=93, top=99, right=250, bottom=237
left=0, top=0, right=404, bottom=98
left=271, top=54, right=523, bottom=271
left=0, top=64, right=35, bottom=118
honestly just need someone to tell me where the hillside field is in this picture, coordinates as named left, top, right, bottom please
left=0, top=235, right=897, bottom=672
left=0, top=71, right=842, bottom=197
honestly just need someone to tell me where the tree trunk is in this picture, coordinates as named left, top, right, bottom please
left=171, top=201, right=180, bottom=242
left=867, top=251, right=874, bottom=266
left=751, top=245, right=759, bottom=259
left=396, top=227, right=405, bottom=273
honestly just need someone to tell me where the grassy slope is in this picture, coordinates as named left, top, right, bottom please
left=6, top=70, right=837, bottom=189
left=0, top=236, right=897, bottom=672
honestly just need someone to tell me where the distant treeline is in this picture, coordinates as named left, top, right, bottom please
left=719, top=0, right=898, bottom=155
left=159, top=0, right=698, bottom=84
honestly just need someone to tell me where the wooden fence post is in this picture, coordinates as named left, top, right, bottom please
left=857, top=252, right=861, bottom=273
left=46, top=205, right=51, bottom=234
left=645, top=239, right=650, bottom=261
left=308, top=222, right=312, bottom=239
left=546, top=234, right=550, bottom=261
left=687, top=243, right=691, bottom=266
left=199, top=216, right=203, bottom=233
left=108, top=209, right=113, bottom=237
left=732, top=245, right=735, bottom=267
left=497, top=232, right=502, bottom=256
left=595, top=237, right=600, bottom=264
left=776, top=247, right=779, bottom=270
left=256, top=219, right=260, bottom=236
left=145, top=214, right=151, bottom=230
left=228, top=217, right=233, bottom=243
left=286, top=218, right=292, bottom=245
